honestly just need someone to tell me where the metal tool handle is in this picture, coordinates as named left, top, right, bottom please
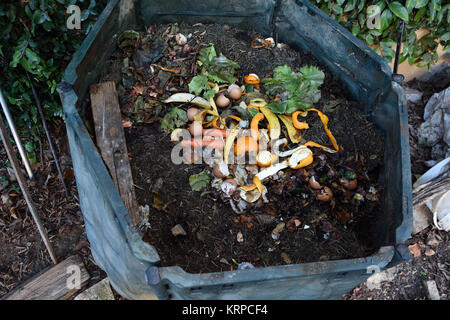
left=0, top=89, right=34, bottom=179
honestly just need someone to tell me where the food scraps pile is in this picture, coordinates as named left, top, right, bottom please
left=100, top=23, right=385, bottom=273
left=166, top=43, right=343, bottom=213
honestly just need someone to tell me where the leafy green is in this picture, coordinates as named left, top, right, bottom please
left=262, top=65, right=325, bottom=114
left=188, top=44, right=239, bottom=99
left=160, top=107, right=188, bottom=131
left=188, top=74, right=216, bottom=100
left=189, top=171, right=210, bottom=192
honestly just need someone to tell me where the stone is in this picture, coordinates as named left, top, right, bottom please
left=365, top=266, right=398, bottom=290
left=418, top=109, right=444, bottom=147
left=404, top=87, right=423, bottom=104
left=74, top=278, right=115, bottom=300
left=431, top=143, right=446, bottom=161
left=423, top=87, right=450, bottom=121
left=7, top=167, right=16, bottom=182
left=423, top=280, right=440, bottom=300
left=171, top=224, right=187, bottom=237
left=413, top=204, right=432, bottom=234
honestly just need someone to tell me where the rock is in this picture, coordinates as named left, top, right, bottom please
left=365, top=266, right=398, bottom=290
left=1, top=194, right=10, bottom=205
left=404, top=87, right=423, bottom=104
left=418, top=109, right=444, bottom=147
left=171, top=224, right=187, bottom=237
left=413, top=204, right=432, bottom=234
left=423, top=280, right=441, bottom=300
left=7, top=167, right=16, bottom=182
left=423, top=87, right=450, bottom=121
left=74, top=278, right=115, bottom=300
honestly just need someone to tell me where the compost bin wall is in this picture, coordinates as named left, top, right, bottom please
left=58, top=0, right=413, bottom=300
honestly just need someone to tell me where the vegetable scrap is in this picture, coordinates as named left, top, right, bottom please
left=107, top=23, right=385, bottom=273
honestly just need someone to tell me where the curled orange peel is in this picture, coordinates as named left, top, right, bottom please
left=292, top=111, right=310, bottom=130
left=250, top=113, right=264, bottom=141
left=309, top=108, right=339, bottom=152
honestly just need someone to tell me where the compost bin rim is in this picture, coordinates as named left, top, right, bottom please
left=57, top=0, right=413, bottom=299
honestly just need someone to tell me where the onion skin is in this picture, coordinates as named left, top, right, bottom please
left=316, top=186, right=333, bottom=202
left=308, top=176, right=321, bottom=190
left=215, top=94, right=230, bottom=108
left=340, top=178, right=358, bottom=190
left=229, top=87, right=242, bottom=100
left=187, top=108, right=200, bottom=121
left=188, top=121, right=203, bottom=136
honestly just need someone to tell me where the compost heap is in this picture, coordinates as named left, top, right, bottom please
left=99, top=23, right=385, bottom=273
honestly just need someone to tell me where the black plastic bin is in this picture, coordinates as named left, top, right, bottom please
left=58, top=0, right=413, bottom=299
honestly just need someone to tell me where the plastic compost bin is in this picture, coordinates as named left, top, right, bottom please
left=58, top=0, right=413, bottom=300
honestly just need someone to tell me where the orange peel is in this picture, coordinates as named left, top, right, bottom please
left=234, top=136, right=259, bottom=156
left=287, top=147, right=314, bottom=169
left=309, top=108, right=339, bottom=151
left=250, top=112, right=264, bottom=140
left=244, top=74, right=260, bottom=89
left=292, top=111, right=310, bottom=130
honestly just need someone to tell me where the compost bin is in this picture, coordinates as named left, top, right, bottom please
left=58, top=0, right=413, bottom=300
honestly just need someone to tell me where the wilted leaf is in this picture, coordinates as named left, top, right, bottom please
left=160, top=107, right=188, bottom=131
left=189, top=171, right=210, bottom=192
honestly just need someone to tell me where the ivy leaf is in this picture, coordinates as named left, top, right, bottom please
left=189, top=171, right=210, bottom=192
left=388, top=2, right=409, bottom=21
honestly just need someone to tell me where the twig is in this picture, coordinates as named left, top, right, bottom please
left=25, top=71, right=69, bottom=197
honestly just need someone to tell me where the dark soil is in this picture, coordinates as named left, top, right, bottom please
left=103, top=23, right=387, bottom=273
left=0, top=121, right=104, bottom=297
left=342, top=67, right=450, bottom=300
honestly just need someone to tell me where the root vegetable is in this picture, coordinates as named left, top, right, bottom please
left=180, top=139, right=224, bottom=150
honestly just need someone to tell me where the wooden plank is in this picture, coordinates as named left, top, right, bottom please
left=2, top=255, right=90, bottom=300
left=89, top=81, right=140, bottom=226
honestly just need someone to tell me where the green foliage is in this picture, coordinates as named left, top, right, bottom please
left=263, top=65, right=325, bottom=114
left=0, top=0, right=106, bottom=153
left=160, top=107, right=188, bottom=131
left=189, top=170, right=210, bottom=192
left=312, top=0, right=449, bottom=68
left=189, top=44, right=240, bottom=99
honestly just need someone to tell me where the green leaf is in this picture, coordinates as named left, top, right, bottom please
left=441, top=32, right=450, bottom=41
left=188, top=74, right=209, bottom=96
left=414, top=0, right=429, bottom=8
left=388, top=2, right=409, bottom=21
left=160, top=107, right=188, bottom=131
left=189, top=171, right=210, bottom=192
